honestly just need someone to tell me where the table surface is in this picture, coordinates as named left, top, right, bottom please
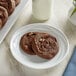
left=0, top=0, right=76, bottom=76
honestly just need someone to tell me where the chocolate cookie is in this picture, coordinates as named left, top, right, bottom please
left=7, top=0, right=15, bottom=15
left=0, top=0, right=15, bottom=15
left=0, top=19, right=2, bottom=28
left=0, top=6, right=8, bottom=28
left=14, top=0, right=20, bottom=6
left=20, top=32, right=38, bottom=55
left=0, top=0, right=8, bottom=10
left=32, top=33, right=59, bottom=59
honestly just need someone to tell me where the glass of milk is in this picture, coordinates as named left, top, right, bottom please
left=32, top=0, right=52, bottom=21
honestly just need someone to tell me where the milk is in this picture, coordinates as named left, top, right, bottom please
left=32, top=0, right=52, bottom=21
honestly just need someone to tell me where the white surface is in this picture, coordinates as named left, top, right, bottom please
left=68, top=7, right=76, bottom=26
left=0, top=0, right=76, bottom=76
left=0, top=0, right=28, bottom=44
left=10, top=23, right=69, bottom=69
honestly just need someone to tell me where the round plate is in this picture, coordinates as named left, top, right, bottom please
left=10, top=23, right=69, bottom=69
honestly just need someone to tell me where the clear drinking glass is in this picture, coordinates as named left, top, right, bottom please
left=32, top=0, right=52, bottom=21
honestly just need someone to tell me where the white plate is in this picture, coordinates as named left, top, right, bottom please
left=10, top=23, right=69, bottom=69
left=0, top=0, right=28, bottom=44
left=68, top=7, right=76, bottom=26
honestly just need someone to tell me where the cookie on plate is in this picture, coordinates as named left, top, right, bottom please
left=0, top=6, right=8, bottom=28
left=0, top=0, right=15, bottom=15
left=20, top=32, right=38, bottom=55
left=0, top=0, right=8, bottom=10
left=14, top=0, right=20, bottom=6
left=7, top=0, right=15, bottom=15
left=32, top=33, right=59, bottom=59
